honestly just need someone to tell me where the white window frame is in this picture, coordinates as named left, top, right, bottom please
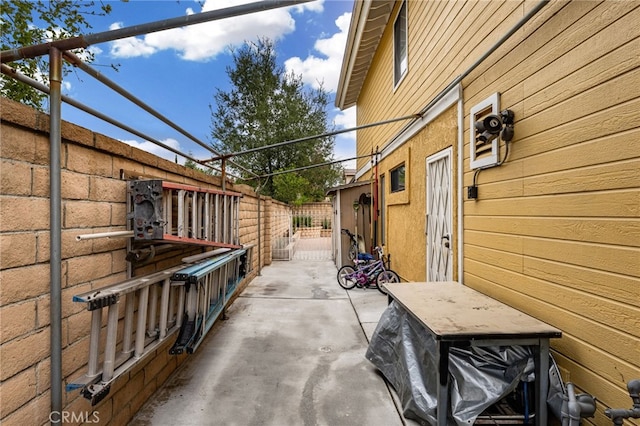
left=393, top=0, right=408, bottom=88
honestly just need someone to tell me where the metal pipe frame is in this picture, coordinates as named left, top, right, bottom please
left=0, top=63, right=232, bottom=177
left=49, top=46, right=63, bottom=426
left=203, top=114, right=421, bottom=163
left=1, top=1, right=313, bottom=63
left=62, top=51, right=257, bottom=179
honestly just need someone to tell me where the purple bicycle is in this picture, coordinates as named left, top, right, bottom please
left=336, top=246, right=400, bottom=295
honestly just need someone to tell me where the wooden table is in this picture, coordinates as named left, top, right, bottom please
left=384, top=282, right=562, bottom=426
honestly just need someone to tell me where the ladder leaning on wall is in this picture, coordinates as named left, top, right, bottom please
left=66, top=246, right=253, bottom=405
left=66, top=179, right=252, bottom=405
left=128, top=179, right=243, bottom=249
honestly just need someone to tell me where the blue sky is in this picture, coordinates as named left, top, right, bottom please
left=60, top=0, right=356, bottom=169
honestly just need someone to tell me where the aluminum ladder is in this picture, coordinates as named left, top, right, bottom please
left=128, top=180, right=242, bottom=249
left=169, top=248, right=249, bottom=355
left=66, top=246, right=253, bottom=405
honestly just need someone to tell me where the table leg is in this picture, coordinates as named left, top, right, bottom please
left=535, top=339, right=550, bottom=426
left=437, top=341, right=450, bottom=426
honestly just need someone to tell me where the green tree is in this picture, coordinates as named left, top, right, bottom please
left=0, top=0, right=112, bottom=109
left=273, top=172, right=311, bottom=205
left=184, top=153, right=216, bottom=176
left=210, top=37, right=341, bottom=202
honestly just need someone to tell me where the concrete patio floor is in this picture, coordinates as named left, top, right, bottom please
left=129, top=259, right=420, bottom=426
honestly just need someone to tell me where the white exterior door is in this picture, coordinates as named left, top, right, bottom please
left=426, top=148, right=453, bottom=281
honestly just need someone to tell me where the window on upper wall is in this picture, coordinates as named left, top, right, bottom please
left=390, top=164, right=405, bottom=193
left=393, top=1, right=408, bottom=87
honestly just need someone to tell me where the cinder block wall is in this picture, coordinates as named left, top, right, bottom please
left=0, top=97, right=287, bottom=425
left=269, top=199, right=293, bottom=239
left=292, top=202, right=333, bottom=227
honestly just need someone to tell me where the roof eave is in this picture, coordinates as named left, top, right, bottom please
left=335, top=0, right=394, bottom=110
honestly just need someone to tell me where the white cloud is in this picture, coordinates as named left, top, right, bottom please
left=108, top=0, right=323, bottom=61
left=293, top=0, right=324, bottom=13
left=332, top=105, right=356, bottom=135
left=332, top=106, right=356, bottom=168
left=120, top=137, right=184, bottom=162
left=284, top=12, right=351, bottom=93
left=109, top=22, right=158, bottom=58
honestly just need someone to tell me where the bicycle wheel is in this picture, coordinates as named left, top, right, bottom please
left=337, top=265, right=357, bottom=290
left=348, top=244, right=357, bottom=261
left=376, top=270, right=400, bottom=295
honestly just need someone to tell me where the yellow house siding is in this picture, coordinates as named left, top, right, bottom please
left=345, top=0, right=639, bottom=421
left=460, top=0, right=640, bottom=419
left=355, top=0, right=524, bottom=171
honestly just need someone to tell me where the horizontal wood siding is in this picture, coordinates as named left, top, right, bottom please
left=461, top=0, right=640, bottom=420
left=356, top=0, right=524, bottom=170
left=352, top=0, right=639, bottom=418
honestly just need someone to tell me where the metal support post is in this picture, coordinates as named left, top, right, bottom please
left=49, top=46, right=63, bottom=425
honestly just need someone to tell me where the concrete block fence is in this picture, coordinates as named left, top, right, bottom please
left=0, top=97, right=291, bottom=425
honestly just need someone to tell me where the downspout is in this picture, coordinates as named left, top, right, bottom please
left=457, top=87, right=464, bottom=282
left=49, top=47, right=63, bottom=426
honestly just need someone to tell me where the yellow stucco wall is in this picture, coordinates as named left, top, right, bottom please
left=378, top=106, right=458, bottom=282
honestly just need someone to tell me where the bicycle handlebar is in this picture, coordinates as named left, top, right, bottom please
left=341, top=228, right=354, bottom=237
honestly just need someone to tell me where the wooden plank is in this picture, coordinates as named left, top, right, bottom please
left=464, top=241, right=524, bottom=273
left=524, top=30, right=640, bottom=116
left=463, top=269, right=640, bottom=366
left=466, top=258, right=640, bottom=338
left=523, top=257, right=640, bottom=308
left=464, top=229, right=523, bottom=254
left=524, top=159, right=639, bottom=196
left=463, top=178, right=524, bottom=200
left=520, top=69, right=640, bottom=139
left=465, top=2, right=591, bottom=104
left=552, top=333, right=640, bottom=396
left=522, top=236, right=639, bottom=277
left=463, top=190, right=640, bottom=217
left=522, top=130, right=640, bottom=178
left=465, top=216, right=640, bottom=247
left=465, top=1, right=637, bottom=106
left=384, top=281, right=561, bottom=339
left=509, top=98, right=639, bottom=162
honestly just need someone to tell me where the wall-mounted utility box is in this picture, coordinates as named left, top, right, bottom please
left=470, top=92, right=501, bottom=169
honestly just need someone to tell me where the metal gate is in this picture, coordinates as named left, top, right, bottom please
left=271, top=210, right=294, bottom=260
left=271, top=203, right=333, bottom=261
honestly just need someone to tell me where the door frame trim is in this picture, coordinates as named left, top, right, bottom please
left=426, top=147, right=453, bottom=281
